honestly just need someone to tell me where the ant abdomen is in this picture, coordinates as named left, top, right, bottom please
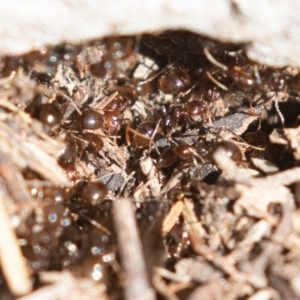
left=185, top=100, right=208, bottom=117
left=81, top=181, right=108, bottom=206
left=158, top=66, right=191, bottom=95
left=108, top=85, right=137, bottom=110
left=212, top=140, right=243, bottom=163
left=25, top=94, right=62, bottom=128
left=103, top=110, right=120, bottom=134
left=80, top=110, right=104, bottom=130
left=38, top=103, right=62, bottom=128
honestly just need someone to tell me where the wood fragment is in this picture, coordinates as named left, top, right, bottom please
left=113, top=198, right=155, bottom=300
left=214, top=148, right=300, bottom=187
left=187, top=280, right=226, bottom=300
left=0, top=186, right=31, bottom=295
left=162, top=201, right=183, bottom=235
left=152, top=270, right=180, bottom=300
left=18, top=272, right=108, bottom=300
left=182, top=198, right=265, bottom=287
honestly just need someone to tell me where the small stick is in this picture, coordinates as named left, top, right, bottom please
left=162, top=201, right=183, bottom=235
left=159, top=171, right=184, bottom=197
left=113, top=198, right=155, bottom=300
left=116, top=171, right=135, bottom=198
left=93, top=91, right=118, bottom=110
left=182, top=198, right=261, bottom=286
left=0, top=187, right=31, bottom=295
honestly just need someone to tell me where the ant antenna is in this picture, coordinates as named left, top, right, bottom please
left=217, top=126, right=265, bottom=151
left=134, top=35, right=142, bottom=54
left=148, top=120, right=161, bottom=153
left=58, top=92, right=82, bottom=115
left=274, top=93, right=285, bottom=127
left=206, top=71, right=228, bottom=91
left=203, top=46, right=228, bottom=71
left=78, top=211, right=111, bottom=235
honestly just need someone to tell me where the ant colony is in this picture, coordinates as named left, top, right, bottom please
left=1, top=30, right=299, bottom=297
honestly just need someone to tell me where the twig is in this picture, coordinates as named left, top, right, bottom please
left=113, top=198, right=155, bottom=300
left=0, top=186, right=31, bottom=295
left=116, top=171, right=135, bottom=198
left=182, top=198, right=264, bottom=287
left=18, top=272, right=107, bottom=300
left=162, top=201, right=183, bottom=235
left=214, top=148, right=300, bottom=187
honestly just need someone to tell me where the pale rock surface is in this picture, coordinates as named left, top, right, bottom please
left=0, top=0, right=299, bottom=67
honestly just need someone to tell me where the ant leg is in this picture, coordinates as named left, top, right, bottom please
left=179, top=78, right=202, bottom=100
left=148, top=120, right=162, bottom=154
left=125, top=120, right=133, bottom=146
left=137, top=65, right=170, bottom=87
left=59, top=91, right=82, bottom=115
left=78, top=211, right=111, bottom=235
left=189, top=148, right=205, bottom=164
left=274, top=93, right=285, bottom=127
left=219, top=127, right=265, bottom=151
left=253, top=65, right=262, bottom=85
left=137, top=56, right=183, bottom=88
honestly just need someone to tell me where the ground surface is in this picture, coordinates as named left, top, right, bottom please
left=1, top=31, right=300, bottom=300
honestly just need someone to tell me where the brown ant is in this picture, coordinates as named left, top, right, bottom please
left=157, top=65, right=191, bottom=95
left=126, top=99, right=210, bottom=152
left=57, top=93, right=116, bottom=170
left=203, top=46, right=288, bottom=93
left=162, top=100, right=210, bottom=135
left=63, top=92, right=120, bottom=132
left=157, top=124, right=256, bottom=172
left=136, top=63, right=194, bottom=98
left=157, top=141, right=210, bottom=169
left=203, top=46, right=290, bottom=126
left=59, top=89, right=138, bottom=171
left=25, top=93, right=63, bottom=129
left=126, top=120, right=162, bottom=150
left=77, top=36, right=138, bottom=80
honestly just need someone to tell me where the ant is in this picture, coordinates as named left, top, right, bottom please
left=25, top=93, right=63, bottom=128
left=134, top=62, right=195, bottom=99
left=157, top=65, right=191, bottom=95
left=126, top=98, right=211, bottom=153
left=77, top=36, right=139, bottom=80
left=203, top=46, right=290, bottom=125
left=157, top=141, right=210, bottom=169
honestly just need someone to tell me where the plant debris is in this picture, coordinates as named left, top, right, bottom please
left=1, top=30, right=300, bottom=299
